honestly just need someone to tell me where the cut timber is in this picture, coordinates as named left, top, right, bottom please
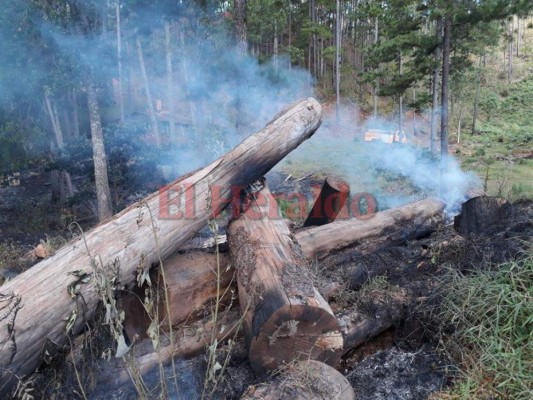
left=111, top=287, right=411, bottom=389
left=99, top=308, right=241, bottom=389
left=303, top=177, right=350, bottom=227
left=241, top=360, right=355, bottom=400
left=121, top=251, right=234, bottom=342
left=228, top=183, right=343, bottom=376
left=298, top=198, right=445, bottom=259
left=0, top=98, right=322, bottom=394
left=120, top=198, right=444, bottom=338
left=454, top=196, right=511, bottom=234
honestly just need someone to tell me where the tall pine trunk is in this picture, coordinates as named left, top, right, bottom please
left=116, top=3, right=125, bottom=125
left=87, top=79, right=113, bottom=221
left=234, top=0, right=248, bottom=55
left=471, top=55, right=483, bottom=135
left=335, top=0, right=341, bottom=123
left=508, top=17, right=513, bottom=84
left=372, top=17, right=379, bottom=118
left=430, top=18, right=442, bottom=154
left=136, top=36, right=161, bottom=147
left=440, top=17, right=451, bottom=181
left=398, top=51, right=403, bottom=138
left=165, top=21, right=176, bottom=137
left=44, top=91, right=64, bottom=148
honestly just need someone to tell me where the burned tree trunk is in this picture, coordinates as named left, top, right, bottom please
left=0, top=98, right=322, bottom=394
left=228, top=184, right=343, bottom=376
left=303, top=177, right=350, bottom=227
left=297, top=198, right=445, bottom=259
left=453, top=196, right=511, bottom=235
left=241, top=360, right=355, bottom=400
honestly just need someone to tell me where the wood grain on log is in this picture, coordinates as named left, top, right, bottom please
left=228, top=184, right=343, bottom=376
left=0, top=98, right=322, bottom=393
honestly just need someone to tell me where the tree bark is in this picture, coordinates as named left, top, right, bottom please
left=241, top=360, right=355, bottom=400
left=136, top=36, right=161, bottom=147
left=303, top=177, right=350, bottom=227
left=87, top=79, right=113, bottom=221
left=121, top=251, right=234, bottom=342
left=234, top=0, right=248, bottom=55
left=228, top=183, right=343, bottom=376
left=0, top=98, right=322, bottom=395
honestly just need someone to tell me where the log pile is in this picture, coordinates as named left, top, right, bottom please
left=0, top=97, right=448, bottom=396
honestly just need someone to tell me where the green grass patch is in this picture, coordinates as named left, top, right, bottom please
left=439, top=257, right=533, bottom=399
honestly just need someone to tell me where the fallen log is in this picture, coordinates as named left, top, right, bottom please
left=100, top=308, right=241, bottom=388
left=228, top=183, right=343, bottom=376
left=240, top=360, right=355, bottom=400
left=0, top=98, right=322, bottom=393
left=303, top=177, right=350, bottom=227
left=122, top=251, right=234, bottom=342
left=122, top=198, right=444, bottom=339
left=297, top=197, right=445, bottom=259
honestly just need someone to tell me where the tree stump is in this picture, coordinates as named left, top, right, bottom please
left=454, top=196, right=511, bottom=234
left=228, top=183, right=343, bottom=375
left=303, top=177, right=350, bottom=227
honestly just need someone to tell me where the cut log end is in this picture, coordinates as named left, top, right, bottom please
left=248, top=304, right=343, bottom=375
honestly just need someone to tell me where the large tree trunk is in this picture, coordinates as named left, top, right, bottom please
left=228, top=183, right=343, bottom=376
left=87, top=78, right=113, bottom=221
left=0, top=98, right=322, bottom=395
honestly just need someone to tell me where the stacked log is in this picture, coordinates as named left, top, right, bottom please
left=121, top=197, right=444, bottom=341
left=228, top=183, right=343, bottom=375
left=0, top=98, right=323, bottom=394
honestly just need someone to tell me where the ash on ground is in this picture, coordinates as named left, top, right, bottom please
left=346, top=346, right=449, bottom=400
